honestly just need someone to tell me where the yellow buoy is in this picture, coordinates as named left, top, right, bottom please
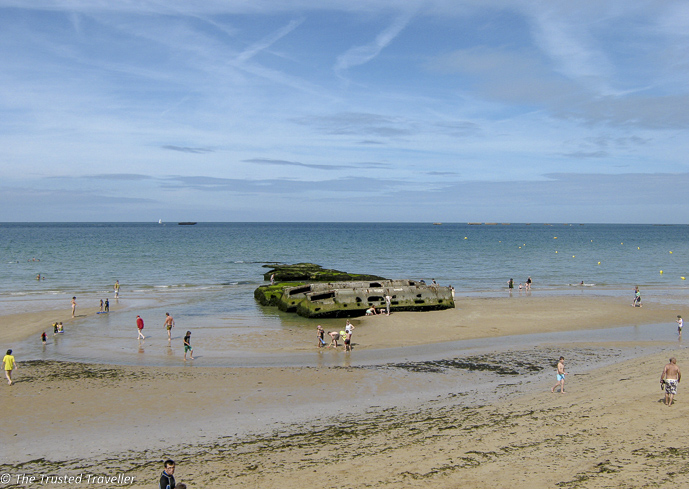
left=598, top=261, right=601, bottom=265
left=660, top=270, right=664, bottom=274
left=464, top=237, right=468, bottom=240
left=682, top=277, right=686, bottom=280
left=637, top=247, right=640, bottom=250
left=670, top=251, right=673, bottom=254
left=553, top=237, right=558, bottom=239
left=555, top=251, right=558, bottom=253
left=572, top=255, right=575, bottom=258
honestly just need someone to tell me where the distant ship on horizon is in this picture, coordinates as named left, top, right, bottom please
left=178, top=222, right=197, bottom=225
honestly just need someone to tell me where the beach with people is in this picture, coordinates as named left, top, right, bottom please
left=2, top=289, right=689, bottom=487
left=4, top=222, right=689, bottom=486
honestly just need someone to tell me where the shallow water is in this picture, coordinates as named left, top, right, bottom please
left=3, top=222, right=689, bottom=367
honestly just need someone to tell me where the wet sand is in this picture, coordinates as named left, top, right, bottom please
left=1, top=293, right=688, bottom=488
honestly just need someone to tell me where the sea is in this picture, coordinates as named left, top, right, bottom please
left=1, top=222, right=688, bottom=366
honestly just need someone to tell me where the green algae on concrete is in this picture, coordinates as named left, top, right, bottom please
left=255, top=264, right=455, bottom=319
left=262, top=263, right=386, bottom=283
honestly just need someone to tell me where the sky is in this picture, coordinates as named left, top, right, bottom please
left=1, top=0, right=689, bottom=223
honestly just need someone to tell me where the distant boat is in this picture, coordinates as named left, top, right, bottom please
left=433, top=222, right=442, bottom=225
left=178, top=222, right=197, bottom=225
left=158, top=219, right=162, bottom=224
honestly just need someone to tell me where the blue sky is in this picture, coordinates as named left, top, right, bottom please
left=1, top=0, right=688, bottom=223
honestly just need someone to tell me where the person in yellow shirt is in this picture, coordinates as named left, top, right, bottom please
left=3, top=349, right=17, bottom=385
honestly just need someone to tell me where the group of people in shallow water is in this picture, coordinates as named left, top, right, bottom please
left=507, top=276, right=532, bottom=291
left=136, top=313, right=195, bottom=360
left=316, top=320, right=355, bottom=351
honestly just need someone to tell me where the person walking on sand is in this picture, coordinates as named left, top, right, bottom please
left=551, top=356, right=567, bottom=394
left=164, top=313, right=175, bottom=341
left=71, top=296, right=77, bottom=317
left=385, top=294, right=392, bottom=315
left=159, top=459, right=176, bottom=489
left=41, top=332, right=47, bottom=345
left=183, top=331, right=194, bottom=360
left=661, top=357, right=681, bottom=406
left=136, top=315, right=145, bottom=340
left=677, top=315, right=683, bottom=337
left=3, top=349, right=17, bottom=385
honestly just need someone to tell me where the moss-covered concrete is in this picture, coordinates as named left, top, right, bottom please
left=262, top=263, right=387, bottom=283
left=255, top=265, right=455, bottom=319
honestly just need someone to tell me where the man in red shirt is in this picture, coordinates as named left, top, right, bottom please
left=136, top=315, right=145, bottom=340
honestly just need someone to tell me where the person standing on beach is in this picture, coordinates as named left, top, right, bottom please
left=114, top=280, right=120, bottom=298
left=385, top=294, right=392, bottom=315
left=41, top=332, right=47, bottom=345
left=526, top=276, right=532, bottom=290
left=99, top=299, right=104, bottom=313
left=508, top=278, right=514, bottom=291
left=164, top=313, right=175, bottom=341
left=104, top=298, right=109, bottom=312
left=3, top=349, right=17, bottom=385
left=183, top=331, right=194, bottom=360
left=677, top=316, right=683, bottom=337
left=159, top=459, right=176, bottom=489
left=136, top=315, right=145, bottom=340
left=632, top=286, right=642, bottom=307
left=661, top=357, right=681, bottom=406
left=317, top=325, right=325, bottom=347
left=344, top=320, right=354, bottom=352
left=551, top=356, right=567, bottom=394
left=71, top=296, right=77, bottom=317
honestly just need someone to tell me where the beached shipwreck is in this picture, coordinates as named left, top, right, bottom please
left=254, top=263, right=455, bottom=318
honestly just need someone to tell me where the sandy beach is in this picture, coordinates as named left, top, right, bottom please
left=1, top=293, right=688, bottom=488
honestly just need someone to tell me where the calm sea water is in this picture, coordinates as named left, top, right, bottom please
left=1, top=222, right=688, bottom=365
left=3, top=222, right=689, bottom=295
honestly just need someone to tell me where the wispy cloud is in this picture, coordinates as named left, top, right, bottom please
left=293, top=112, right=412, bottom=137
left=243, top=158, right=355, bottom=170
left=235, top=18, right=303, bottom=63
left=560, top=150, right=608, bottom=159
left=162, top=145, right=214, bottom=154
left=84, top=174, right=154, bottom=181
left=334, top=10, right=415, bottom=75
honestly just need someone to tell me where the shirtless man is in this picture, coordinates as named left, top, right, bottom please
left=164, top=312, right=175, bottom=341
left=71, top=296, right=77, bottom=318
left=661, top=357, right=681, bottom=406
left=551, top=356, right=567, bottom=394
left=328, top=331, right=340, bottom=348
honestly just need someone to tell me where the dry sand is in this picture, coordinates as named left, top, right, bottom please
left=1, top=293, right=688, bottom=488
